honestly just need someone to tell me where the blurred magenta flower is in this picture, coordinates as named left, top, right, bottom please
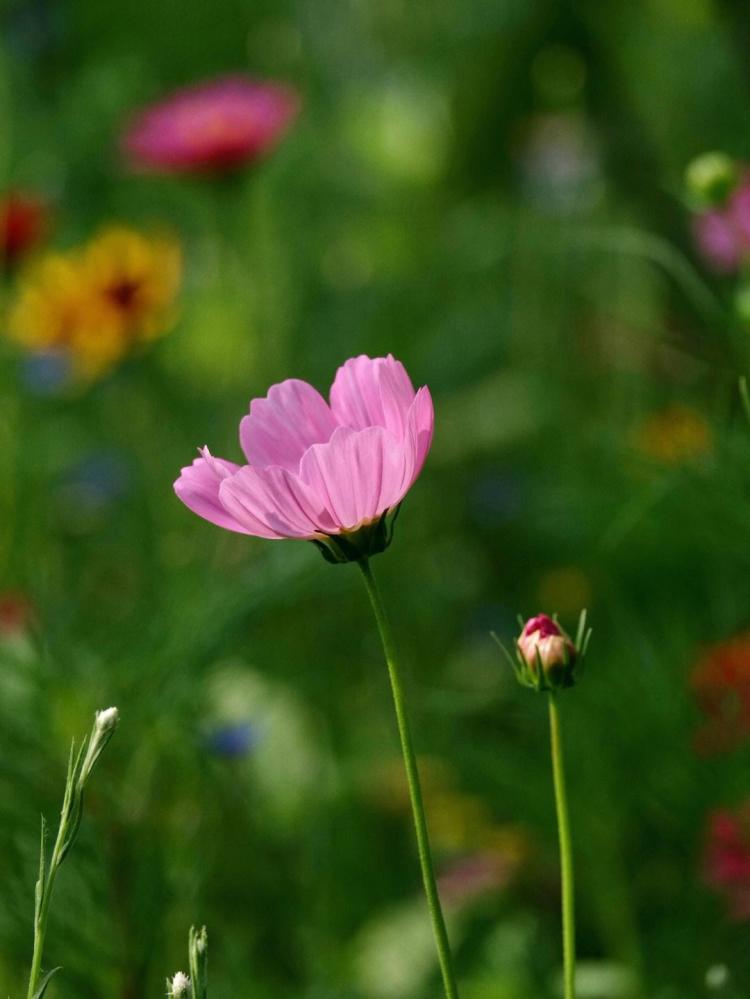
left=175, top=354, right=433, bottom=560
left=692, top=170, right=750, bottom=273
left=122, top=75, right=300, bottom=175
left=704, top=804, right=750, bottom=920
left=693, top=211, right=741, bottom=273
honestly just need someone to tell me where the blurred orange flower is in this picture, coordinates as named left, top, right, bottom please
left=633, top=404, right=712, bottom=466
left=692, top=633, right=750, bottom=754
left=6, top=226, right=181, bottom=379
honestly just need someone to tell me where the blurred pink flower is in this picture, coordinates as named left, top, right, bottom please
left=437, top=852, right=512, bottom=910
left=175, top=355, right=434, bottom=551
left=693, top=171, right=750, bottom=273
left=122, top=76, right=300, bottom=175
left=704, top=804, right=750, bottom=920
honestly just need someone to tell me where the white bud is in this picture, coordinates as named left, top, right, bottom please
left=78, top=706, right=120, bottom=787
left=95, top=706, right=120, bottom=733
left=169, top=971, right=192, bottom=997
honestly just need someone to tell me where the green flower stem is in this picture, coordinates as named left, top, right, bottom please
left=26, top=818, right=59, bottom=999
left=357, top=558, right=460, bottom=999
left=548, top=692, right=576, bottom=999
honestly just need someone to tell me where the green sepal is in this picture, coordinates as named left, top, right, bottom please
left=311, top=506, right=401, bottom=564
left=494, top=610, right=592, bottom=694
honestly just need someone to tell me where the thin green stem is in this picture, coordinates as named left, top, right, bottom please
left=357, top=558, right=459, bottom=999
left=27, top=831, right=63, bottom=999
left=548, top=693, right=576, bottom=999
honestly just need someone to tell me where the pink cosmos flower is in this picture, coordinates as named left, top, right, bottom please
left=121, top=76, right=299, bottom=175
left=174, top=355, right=434, bottom=562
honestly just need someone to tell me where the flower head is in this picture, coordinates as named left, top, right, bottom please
left=167, top=971, right=192, bottom=998
left=0, top=190, right=48, bottom=267
left=704, top=804, right=750, bottom=920
left=174, top=354, right=434, bottom=562
left=6, top=226, right=181, bottom=380
left=82, top=227, right=181, bottom=341
left=122, top=75, right=300, bottom=175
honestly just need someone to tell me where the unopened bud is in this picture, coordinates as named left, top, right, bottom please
left=517, top=614, right=575, bottom=683
left=685, top=152, right=738, bottom=209
left=493, top=611, right=589, bottom=693
left=189, top=924, right=208, bottom=997
left=79, top=706, right=119, bottom=787
left=95, top=706, right=119, bottom=734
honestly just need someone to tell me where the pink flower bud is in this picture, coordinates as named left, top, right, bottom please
left=517, top=614, right=576, bottom=681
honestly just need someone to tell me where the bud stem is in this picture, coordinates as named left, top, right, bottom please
left=357, top=558, right=460, bottom=999
left=26, top=710, right=118, bottom=999
left=548, top=693, right=576, bottom=999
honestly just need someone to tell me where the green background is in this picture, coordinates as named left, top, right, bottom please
left=2, top=0, right=750, bottom=996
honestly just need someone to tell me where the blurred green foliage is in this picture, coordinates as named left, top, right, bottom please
left=3, top=0, right=750, bottom=996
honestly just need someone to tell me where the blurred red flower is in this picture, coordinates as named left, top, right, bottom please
left=0, top=590, right=34, bottom=638
left=704, top=804, right=750, bottom=920
left=1, top=191, right=48, bottom=267
left=691, top=633, right=750, bottom=754
left=121, top=76, right=300, bottom=175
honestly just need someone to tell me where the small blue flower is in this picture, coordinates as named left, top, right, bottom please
left=22, top=351, right=71, bottom=396
left=206, top=721, right=262, bottom=759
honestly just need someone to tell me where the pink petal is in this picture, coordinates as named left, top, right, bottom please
left=239, top=378, right=339, bottom=472
left=218, top=464, right=336, bottom=539
left=329, top=354, right=416, bottom=438
left=299, top=425, right=409, bottom=531
left=174, top=449, right=251, bottom=533
left=401, top=386, right=434, bottom=492
left=693, top=211, right=740, bottom=273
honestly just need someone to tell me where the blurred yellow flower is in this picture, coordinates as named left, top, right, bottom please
left=634, top=404, right=712, bottom=465
left=6, top=226, right=181, bottom=379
